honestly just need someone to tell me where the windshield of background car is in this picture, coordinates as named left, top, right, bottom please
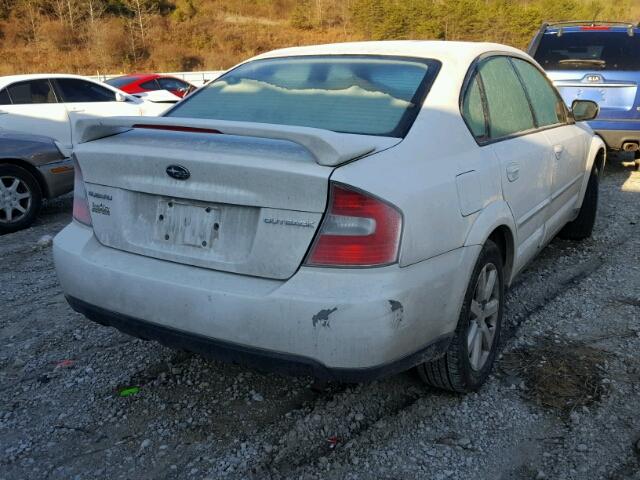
left=534, top=31, right=640, bottom=71
left=166, top=55, right=440, bottom=137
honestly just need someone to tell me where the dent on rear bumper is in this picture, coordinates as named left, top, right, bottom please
left=53, top=222, right=479, bottom=375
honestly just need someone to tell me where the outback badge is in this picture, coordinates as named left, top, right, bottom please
left=166, top=165, right=190, bottom=180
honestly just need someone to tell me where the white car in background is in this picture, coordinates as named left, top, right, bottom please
left=54, top=41, right=605, bottom=392
left=0, top=74, right=173, bottom=155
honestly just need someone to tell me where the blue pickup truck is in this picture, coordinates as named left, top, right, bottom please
left=529, top=21, right=640, bottom=169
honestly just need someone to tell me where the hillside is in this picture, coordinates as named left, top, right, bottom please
left=0, top=0, right=638, bottom=75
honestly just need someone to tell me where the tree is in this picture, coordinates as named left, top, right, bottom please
left=122, top=0, right=156, bottom=47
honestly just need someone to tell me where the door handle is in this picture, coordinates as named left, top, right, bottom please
left=506, top=162, right=520, bottom=182
left=553, top=144, right=564, bottom=159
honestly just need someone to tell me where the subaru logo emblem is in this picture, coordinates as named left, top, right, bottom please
left=166, top=165, right=190, bottom=180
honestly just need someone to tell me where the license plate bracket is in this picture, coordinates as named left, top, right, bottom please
left=156, top=200, right=219, bottom=248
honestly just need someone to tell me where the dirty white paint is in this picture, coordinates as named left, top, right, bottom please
left=54, top=41, right=604, bottom=372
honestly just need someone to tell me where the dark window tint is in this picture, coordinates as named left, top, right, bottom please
left=478, top=57, right=535, bottom=139
left=0, top=89, right=10, bottom=105
left=158, top=78, right=189, bottom=90
left=55, top=79, right=115, bottom=102
left=511, top=58, right=566, bottom=127
left=168, top=55, right=440, bottom=137
left=105, top=76, right=134, bottom=88
left=461, top=74, right=486, bottom=138
left=140, top=80, right=160, bottom=90
left=7, top=80, right=57, bottom=104
left=534, top=31, right=640, bottom=71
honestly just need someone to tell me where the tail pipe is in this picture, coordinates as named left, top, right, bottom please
left=622, top=142, right=639, bottom=152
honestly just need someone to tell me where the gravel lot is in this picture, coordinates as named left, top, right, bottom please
left=1, top=158, right=639, bottom=480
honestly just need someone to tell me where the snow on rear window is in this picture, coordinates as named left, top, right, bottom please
left=167, top=56, right=438, bottom=137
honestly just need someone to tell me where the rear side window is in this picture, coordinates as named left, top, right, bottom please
left=158, top=78, right=188, bottom=90
left=461, top=75, right=487, bottom=139
left=54, top=79, right=116, bottom=102
left=140, top=80, right=160, bottom=90
left=0, top=89, right=10, bottom=105
left=7, top=80, right=57, bottom=104
left=478, top=57, right=535, bottom=139
left=167, top=55, right=441, bottom=137
left=534, top=31, right=640, bottom=71
left=511, top=58, right=566, bottom=127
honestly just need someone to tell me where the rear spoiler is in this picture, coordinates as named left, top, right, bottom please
left=73, top=116, right=396, bottom=167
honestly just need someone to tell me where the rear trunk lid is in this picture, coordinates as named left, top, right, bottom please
left=74, top=119, right=397, bottom=279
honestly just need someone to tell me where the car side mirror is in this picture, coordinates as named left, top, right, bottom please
left=115, top=91, right=127, bottom=103
left=571, top=99, right=599, bottom=122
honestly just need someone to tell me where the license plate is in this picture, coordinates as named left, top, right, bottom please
left=156, top=200, right=219, bottom=248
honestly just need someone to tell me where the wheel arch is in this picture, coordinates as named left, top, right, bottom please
left=574, top=135, right=606, bottom=211
left=0, top=158, right=48, bottom=197
left=586, top=135, right=607, bottom=176
left=464, top=200, right=517, bottom=286
left=592, top=146, right=606, bottom=177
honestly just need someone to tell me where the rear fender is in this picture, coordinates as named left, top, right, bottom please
left=463, top=200, right=517, bottom=285
left=578, top=135, right=606, bottom=204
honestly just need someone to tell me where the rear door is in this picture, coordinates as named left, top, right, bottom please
left=0, top=79, right=72, bottom=147
left=510, top=58, right=587, bottom=240
left=51, top=78, right=142, bottom=140
left=477, top=56, right=554, bottom=271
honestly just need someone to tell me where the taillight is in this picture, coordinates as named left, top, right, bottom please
left=72, top=160, right=92, bottom=226
left=305, top=183, right=402, bottom=267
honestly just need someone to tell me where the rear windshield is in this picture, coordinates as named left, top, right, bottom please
left=534, top=31, right=640, bottom=71
left=166, top=55, right=440, bottom=137
left=105, top=76, right=133, bottom=88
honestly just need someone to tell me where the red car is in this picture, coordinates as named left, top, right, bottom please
left=105, top=74, right=195, bottom=98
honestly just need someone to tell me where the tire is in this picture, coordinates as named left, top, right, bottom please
left=417, top=240, right=504, bottom=393
left=558, top=169, right=598, bottom=241
left=0, top=164, right=42, bottom=234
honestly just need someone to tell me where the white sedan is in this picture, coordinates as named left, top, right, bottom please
left=0, top=74, right=174, bottom=155
left=53, top=41, right=605, bottom=392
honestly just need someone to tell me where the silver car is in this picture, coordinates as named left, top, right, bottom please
left=0, top=131, right=73, bottom=233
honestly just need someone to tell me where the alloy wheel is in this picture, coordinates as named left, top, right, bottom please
left=467, top=262, right=500, bottom=371
left=0, top=175, right=33, bottom=224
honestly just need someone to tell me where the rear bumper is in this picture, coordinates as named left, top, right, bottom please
left=589, top=120, right=640, bottom=150
left=65, top=295, right=451, bottom=382
left=54, top=222, right=479, bottom=380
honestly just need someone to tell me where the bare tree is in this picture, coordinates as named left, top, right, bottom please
left=15, top=0, right=42, bottom=54
left=48, top=0, right=80, bottom=32
left=122, top=0, right=156, bottom=47
left=86, top=0, right=105, bottom=27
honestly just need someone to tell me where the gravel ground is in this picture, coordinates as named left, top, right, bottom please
left=1, top=158, right=639, bottom=480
